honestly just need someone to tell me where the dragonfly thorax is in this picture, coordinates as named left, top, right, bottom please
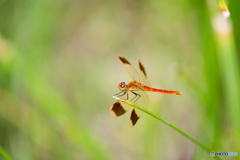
left=118, top=82, right=127, bottom=91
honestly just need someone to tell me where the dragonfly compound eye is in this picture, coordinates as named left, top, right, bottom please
left=118, top=82, right=126, bottom=91
left=121, top=82, right=125, bottom=88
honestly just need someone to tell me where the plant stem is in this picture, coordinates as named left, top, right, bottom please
left=216, top=0, right=230, bottom=18
left=113, top=96, right=221, bottom=160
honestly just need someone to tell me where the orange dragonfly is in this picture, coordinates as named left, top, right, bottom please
left=110, top=55, right=182, bottom=127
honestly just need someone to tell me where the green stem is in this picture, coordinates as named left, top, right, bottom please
left=216, top=0, right=230, bottom=18
left=0, top=146, right=12, bottom=160
left=113, top=96, right=221, bottom=160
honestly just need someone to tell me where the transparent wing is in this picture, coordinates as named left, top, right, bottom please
left=117, top=54, right=140, bottom=81
left=130, top=90, right=149, bottom=127
left=139, top=60, right=151, bottom=87
left=110, top=92, right=131, bottom=117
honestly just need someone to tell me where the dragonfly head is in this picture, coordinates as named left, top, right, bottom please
left=118, top=82, right=126, bottom=91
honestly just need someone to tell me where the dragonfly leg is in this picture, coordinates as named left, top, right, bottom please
left=114, top=91, right=124, bottom=96
left=115, top=91, right=129, bottom=100
left=125, top=93, right=129, bottom=100
left=134, top=94, right=141, bottom=103
left=114, top=91, right=130, bottom=101
left=130, top=91, right=141, bottom=102
left=118, top=91, right=127, bottom=97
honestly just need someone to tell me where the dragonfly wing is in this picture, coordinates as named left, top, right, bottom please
left=130, top=90, right=149, bottom=127
left=110, top=101, right=127, bottom=117
left=110, top=93, right=131, bottom=117
left=139, top=60, right=151, bottom=87
left=117, top=54, right=140, bottom=81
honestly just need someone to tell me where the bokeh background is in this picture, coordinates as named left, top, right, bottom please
left=0, top=0, right=240, bottom=160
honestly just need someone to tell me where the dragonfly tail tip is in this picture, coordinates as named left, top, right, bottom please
left=177, top=92, right=183, bottom=95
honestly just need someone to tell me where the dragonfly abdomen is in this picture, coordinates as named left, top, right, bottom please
left=143, top=86, right=182, bottom=95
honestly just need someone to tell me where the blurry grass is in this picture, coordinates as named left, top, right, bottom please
left=0, top=0, right=112, bottom=159
left=229, top=0, right=240, bottom=54
left=17, top=63, right=112, bottom=160
left=181, top=2, right=222, bottom=159
left=213, top=16, right=240, bottom=150
left=216, top=0, right=230, bottom=18
left=0, top=145, right=12, bottom=160
left=0, top=48, right=112, bottom=160
left=182, top=0, right=240, bottom=158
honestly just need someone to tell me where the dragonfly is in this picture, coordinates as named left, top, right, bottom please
left=110, top=55, right=182, bottom=127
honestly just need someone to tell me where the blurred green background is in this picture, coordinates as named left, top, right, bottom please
left=0, top=0, right=239, bottom=159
